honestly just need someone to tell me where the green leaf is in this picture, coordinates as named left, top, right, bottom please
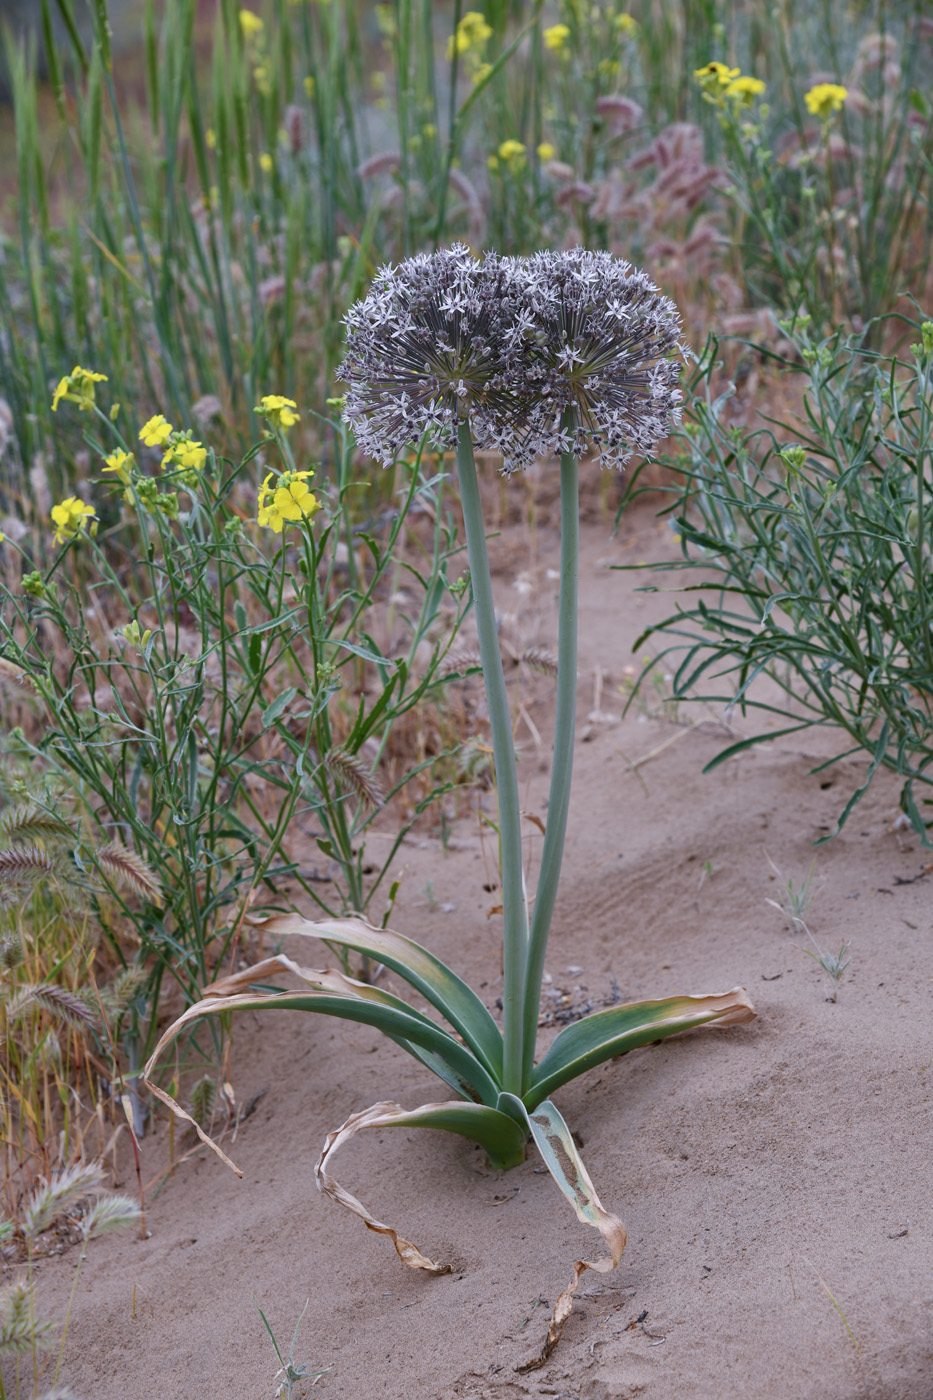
left=526, top=989, right=755, bottom=1106
left=144, top=960, right=500, bottom=1107
left=261, top=687, right=299, bottom=728
left=369, top=1100, right=527, bottom=1168
left=247, top=912, right=503, bottom=1082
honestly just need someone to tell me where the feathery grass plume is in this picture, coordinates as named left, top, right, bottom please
left=440, top=647, right=484, bottom=676
left=0, top=804, right=75, bottom=845
left=23, top=1163, right=105, bottom=1240
left=80, top=1193, right=141, bottom=1240
left=189, top=1074, right=216, bottom=1128
left=96, top=840, right=162, bottom=905
left=0, top=845, right=54, bottom=888
left=340, top=244, right=530, bottom=467
left=99, top=966, right=147, bottom=1021
left=5, top=983, right=97, bottom=1031
left=0, top=933, right=24, bottom=970
left=501, top=248, right=686, bottom=470
left=0, top=1280, right=52, bottom=1355
left=520, top=646, right=559, bottom=677
left=324, top=748, right=385, bottom=809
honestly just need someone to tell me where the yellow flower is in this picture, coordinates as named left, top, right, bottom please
left=805, top=82, right=847, bottom=120
left=140, top=415, right=174, bottom=447
left=446, top=10, right=492, bottom=59
left=205, top=127, right=217, bottom=149
left=51, top=366, right=108, bottom=413
left=725, top=75, right=766, bottom=106
left=694, top=60, right=740, bottom=100
left=102, top=448, right=135, bottom=484
left=472, top=61, right=493, bottom=85
left=537, top=142, right=556, bottom=161
left=51, top=496, right=95, bottom=546
left=256, top=394, right=300, bottom=431
left=304, top=75, right=315, bottom=97
left=239, top=8, right=263, bottom=38
left=257, top=470, right=320, bottom=533
left=164, top=437, right=207, bottom=472
left=544, top=23, right=570, bottom=52
left=259, top=152, right=274, bottom=173
left=498, top=139, right=526, bottom=165
left=615, top=13, right=639, bottom=35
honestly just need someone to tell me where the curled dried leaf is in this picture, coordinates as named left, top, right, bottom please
left=315, top=1101, right=452, bottom=1275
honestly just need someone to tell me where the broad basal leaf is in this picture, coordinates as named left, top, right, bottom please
left=247, top=912, right=504, bottom=1081
left=527, top=988, right=756, bottom=1106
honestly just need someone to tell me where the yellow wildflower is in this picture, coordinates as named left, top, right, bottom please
left=805, top=83, right=847, bottom=120
left=51, top=366, right=108, bottom=414
left=102, top=448, right=134, bottom=484
left=259, top=152, right=274, bottom=173
left=446, top=11, right=492, bottom=59
left=205, top=128, right=217, bottom=149
left=256, top=395, right=300, bottom=431
left=537, top=142, right=556, bottom=162
left=544, top=24, right=570, bottom=52
left=51, top=496, right=95, bottom=546
left=239, top=8, right=263, bottom=39
left=615, top=13, right=639, bottom=35
left=257, top=470, right=320, bottom=533
left=472, top=61, right=493, bottom=85
left=694, top=60, right=740, bottom=100
left=304, top=75, right=315, bottom=97
left=498, top=139, right=526, bottom=164
left=140, top=415, right=174, bottom=447
left=725, top=75, right=766, bottom=106
left=163, top=437, right=208, bottom=472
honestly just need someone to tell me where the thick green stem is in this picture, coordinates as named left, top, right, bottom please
left=522, top=453, right=578, bottom=1089
left=456, top=421, right=526, bottom=1094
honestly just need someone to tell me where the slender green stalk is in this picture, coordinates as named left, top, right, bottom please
left=455, top=420, right=526, bottom=1094
left=521, top=451, right=578, bottom=1089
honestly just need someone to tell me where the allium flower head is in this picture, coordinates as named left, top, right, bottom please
left=340, top=244, right=525, bottom=467
left=501, top=249, right=685, bottom=471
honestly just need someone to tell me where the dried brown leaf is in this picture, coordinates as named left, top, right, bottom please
left=315, top=1101, right=452, bottom=1274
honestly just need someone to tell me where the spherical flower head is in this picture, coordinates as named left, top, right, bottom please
left=498, top=139, right=526, bottom=169
left=51, top=366, right=107, bottom=413
left=725, top=75, right=765, bottom=107
left=544, top=24, right=570, bottom=52
left=339, top=244, right=526, bottom=467
left=140, top=415, right=174, bottom=448
left=805, top=82, right=847, bottom=120
left=257, top=469, right=320, bottom=533
left=51, top=496, right=96, bottom=545
left=256, top=395, right=301, bottom=432
left=615, top=13, right=638, bottom=35
left=501, top=249, right=685, bottom=472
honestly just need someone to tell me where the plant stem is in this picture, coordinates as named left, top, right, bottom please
left=521, top=452, right=578, bottom=1090
left=456, top=421, right=526, bottom=1094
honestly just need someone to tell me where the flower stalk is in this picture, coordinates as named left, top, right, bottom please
left=455, top=420, right=527, bottom=1094
left=521, top=446, right=578, bottom=1086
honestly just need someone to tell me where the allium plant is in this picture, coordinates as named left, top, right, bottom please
left=146, top=247, right=754, bottom=1366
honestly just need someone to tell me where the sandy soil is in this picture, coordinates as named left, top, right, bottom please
left=21, top=496, right=933, bottom=1400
